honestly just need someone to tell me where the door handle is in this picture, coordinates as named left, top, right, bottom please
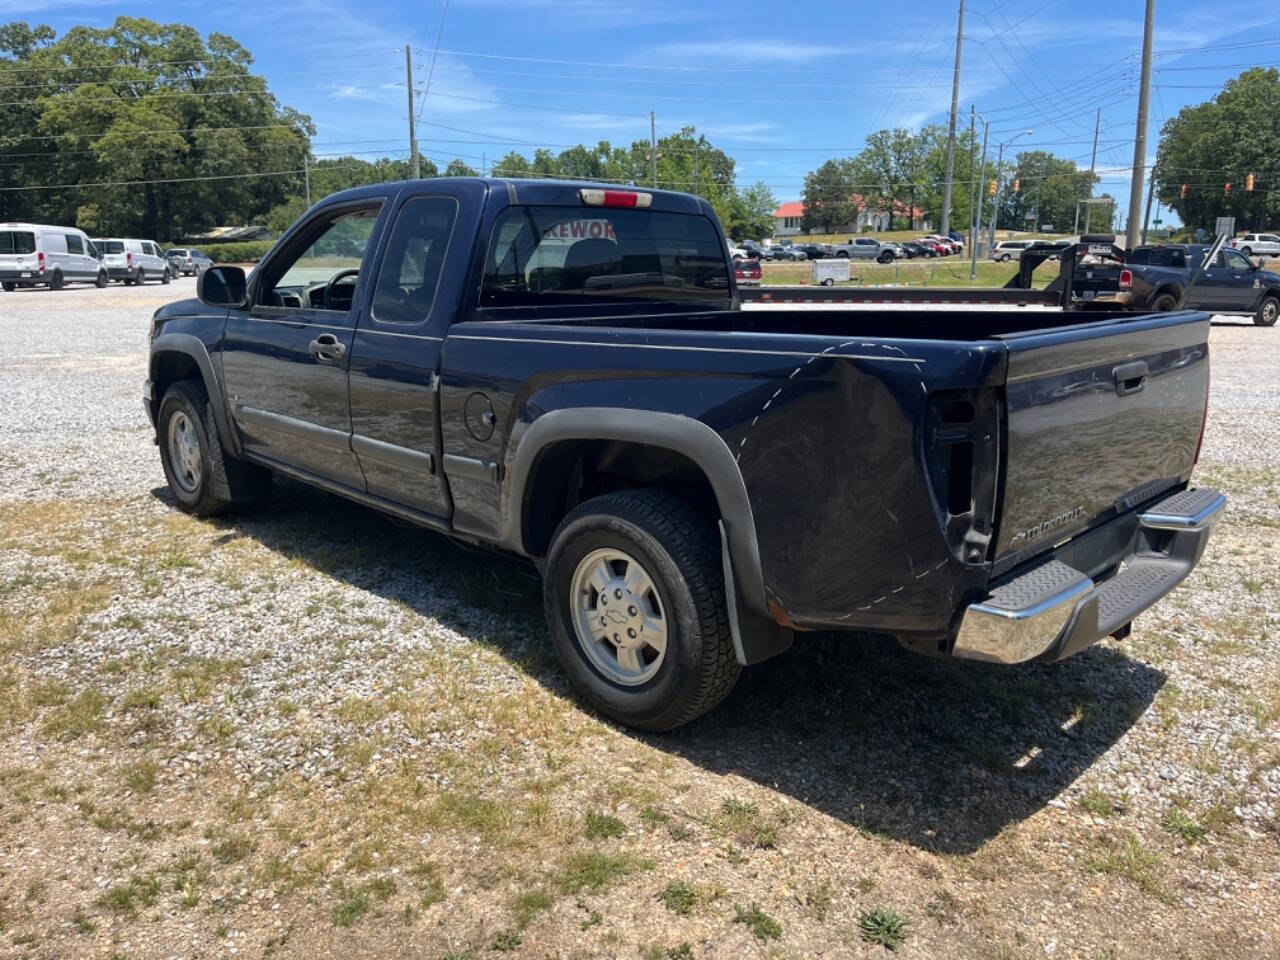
left=309, top=334, right=346, bottom=361
left=1113, top=360, right=1148, bottom=396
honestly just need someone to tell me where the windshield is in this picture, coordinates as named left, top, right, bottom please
left=0, top=231, right=36, bottom=255
left=480, top=205, right=730, bottom=308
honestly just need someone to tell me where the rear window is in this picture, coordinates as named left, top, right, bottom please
left=1128, top=247, right=1186, bottom=268
left=98, top=241, right=124, bottom=254
left=0, top=231, right=36, bottom=255
left=480, top=205, right=730, bottom=308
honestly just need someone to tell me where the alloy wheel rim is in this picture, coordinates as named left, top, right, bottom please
left=167, top=411, right=202, bottom=493
left=569, top=548, right=667, bottom=686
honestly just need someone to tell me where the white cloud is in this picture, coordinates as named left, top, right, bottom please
left=641, top=39, right=852, bottom=64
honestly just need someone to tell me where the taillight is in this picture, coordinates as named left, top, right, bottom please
left=1119, top=269, right=1132, bottom=288
left=37, top=251, right=45, bottom=273
left=580, top=188, right=652, bottom=209
left=126, top=252, right=132, bottom=267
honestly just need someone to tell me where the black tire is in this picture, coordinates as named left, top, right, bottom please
left=2, top=281, right=14, bottom=292
left=135, top=268, right=146, bottom=286
left=543, top=489, right=740, bottom=732
left=836, top=251, right=849, bottom=258
left=1151, top=292, right=1178, bottom=312
left=1000, top=253, right=1011, bottom=262
left=1241, top=247, right=1252, bottom=257
left=157, top=379, right=271, bottom=517
left=877, top=252, right=893, bottom=264
left=161, top=267, right=171, bottom=285
left=49, top=269, right=64, bottom=290
left=95, top=270, right=108, bottom=288
left=1256, top=295, right=1279, bottom=326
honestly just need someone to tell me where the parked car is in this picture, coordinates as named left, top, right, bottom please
left=830, top=237, right=896, bottom=263
left=899, top=241, right=929, bottom=259
left=878, top=241, right=905, bottom=261
left=1072, top=243, right=1280, bottom=325
left=93, top=238, right=171, bottom=285
left=146, top=177, right=1224, bottom=731
left=740, top=240, right=768, bottom=261
left=768, top=245, right=806, bottom=261
left=727, top=241, right=748, bottom=261
left=0, top=222, right=108, bottom=291
left=1230, top=233, right=1280, bottom=258
left=733, top=258, right=762, bottom=285
left=991, top=240, right=1033, bottom=262
left=947, top=231, right=967, bottom=246
left=794, top=243, right=831, bottom=260
left=914, top=239, right=943, bottom=258
left=166, top=247, right=213, bottom=277
left=927, top=235, right=958, bottom=255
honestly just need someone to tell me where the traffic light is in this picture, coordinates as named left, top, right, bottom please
left=1247, top=173, right=1255, bottom=191
left=1225, top=182, right=1232, bottom=196
left=1013, top=178, right=1021, bottom=193
left=1180, top=183, right=1188, bottom=198
left=988, top=180, right=997, bottom=196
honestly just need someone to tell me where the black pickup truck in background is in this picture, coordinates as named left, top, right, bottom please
left=144, top=178, right=1225, bottom=731
left=1073, top=242, right=1280, bottom=326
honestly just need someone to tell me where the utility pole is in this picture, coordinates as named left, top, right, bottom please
left=1033, top=161, right=1042, bottom=232
left=405, top=44, right=421, bottom=179
left=1125, top=0, right=1155, bottom=249
left=970, top=114, right=989, bottom=280
left=1141, top=171, right=1157, bottom=244
left=941, top=0, right=965, bottom=238
left=989, top=142, right=1006, bottom=251
left=967, top=105, right=976, bottom=247
left=1079, top=108, right=1101, bottom=235
left=303, top=154, right=311, bottom=207
left=650, top=111, right=657, bottom=187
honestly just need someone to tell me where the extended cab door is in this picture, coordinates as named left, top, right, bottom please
left=220, top=200, right=386, bottom=489
left=1218, top=247, right=1263, bottom=312
left=347, top=182, right=483, bottom=518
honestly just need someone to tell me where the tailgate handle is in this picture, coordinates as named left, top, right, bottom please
left=1112, top=360, right=1148, bottom=396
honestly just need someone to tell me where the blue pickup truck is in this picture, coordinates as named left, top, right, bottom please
left=1074, top=242, right=1280, bottom=325
left=143, top=178, right=1224, bottom=730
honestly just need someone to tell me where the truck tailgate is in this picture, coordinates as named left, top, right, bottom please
left=1071, top=263, right=1124, bottom=302
left=994, top=311, right=1210, bottom=572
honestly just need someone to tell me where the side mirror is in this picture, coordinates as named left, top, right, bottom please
left=197, top=265, right=247, bottom=307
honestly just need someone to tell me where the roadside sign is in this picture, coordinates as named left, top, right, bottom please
left=1215, top=216, right=1235, bottom=237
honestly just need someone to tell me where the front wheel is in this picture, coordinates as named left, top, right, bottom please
left=95, top=270, right=108, bottom=288
left=2, top=281, right=14, bottom=292
left=1000, top=253, right=1011, bottom=262
left=49, top=270, right=64, bottom=290
left=877, top=252, right=893, bottom=264
left=543, top=490, right=740, bottom=732
left=1256, top=295, right=1279, bottom=326
left=161, top=267, right=171, bottom=285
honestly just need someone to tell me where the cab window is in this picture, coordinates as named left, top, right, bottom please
left=371, top=196, right=458, bottom=324
left=262, top=204, right=381, bottom=312
left=65, top=234, right=84, bottom=255
left=1224, top=249, right=1253, bottom=271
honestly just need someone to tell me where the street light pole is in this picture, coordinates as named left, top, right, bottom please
left=941, top=0, right=965, bottom=238
left=970, top=114, right=989, bottom=280
left=1125, top=0, right=1155, bottom=249
left=989, top=129, right=1032, bottom=251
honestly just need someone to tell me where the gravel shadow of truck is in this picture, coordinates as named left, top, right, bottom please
left=158, top=477, right=1164, bottom=858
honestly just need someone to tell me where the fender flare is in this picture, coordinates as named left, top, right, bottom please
left=149, top=333, right=240, bottom=456
left=1147, top=283, right=1182, bottom=308
left=506, top=407, right=792, bottom=666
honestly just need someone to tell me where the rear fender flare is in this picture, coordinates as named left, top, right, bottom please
left=507, top=408, right=792, bottom=666
left=149, top=333, right=240, bottom=456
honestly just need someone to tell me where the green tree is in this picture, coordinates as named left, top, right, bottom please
left=444, top=158, right=478, bottom=177
left=800, top=159, right=856, bottom=233
left=850, top=128, right=927, bottom=230
left=1158, top=67, right=1280, bottom=232
left=995, top=151, right=1096, bottom=232
left=723, top=181, right=776, bottom=241
left=0, top=17, right=313, bottom=239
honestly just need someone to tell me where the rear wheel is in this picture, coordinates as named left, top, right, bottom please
left=543, top=489, right=740, bottom=731
left=1151, top=292, right=1177, bottom=312
left=135, top=267, right=146, bottom=285
left=1256, top=295, right=1279, bottom=326
left=1241, top=246, right=1253, bottom=257
left=2, top=281, right=14, bottom=292
left=49, top=269, right=64, bottom=290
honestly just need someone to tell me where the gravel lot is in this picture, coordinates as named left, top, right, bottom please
left=1, top=282, right=1277, bottom=959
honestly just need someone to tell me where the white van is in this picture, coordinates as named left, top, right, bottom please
left=0, top=222, right=108, bottom=291
left=91, top=238, right=171, bottom=285
left=991, top=240, right=1033, bottom=262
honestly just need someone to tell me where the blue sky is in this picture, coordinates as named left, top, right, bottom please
left=17, top=0, right=1280, bottom=226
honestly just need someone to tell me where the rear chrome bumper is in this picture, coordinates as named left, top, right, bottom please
left=953, top=487, right=1225, bottom=665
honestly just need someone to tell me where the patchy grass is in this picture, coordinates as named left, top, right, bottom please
left=732, top=902, right=782, bottom=941
left=557, top=852, right=652, bottom=894
left=1078, top=788, right=1129, bottom=817
left=511, top=887, right=553, bottom=928
left=1161, top=807, right=1208, bottom=844
left=658, top=881, right=697, bottom=916
left=97, top=874, right=162, bottom=915
left=584, top=810, right=625, bottom=840
left=710, top=797, right=778, bottom=850
left=40, top=689, right=107, bottom=741
left=1083, top=834, right=1169, bottom=901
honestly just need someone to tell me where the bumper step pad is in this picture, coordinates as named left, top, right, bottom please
left=954, top=487, right=1225, bottom=665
